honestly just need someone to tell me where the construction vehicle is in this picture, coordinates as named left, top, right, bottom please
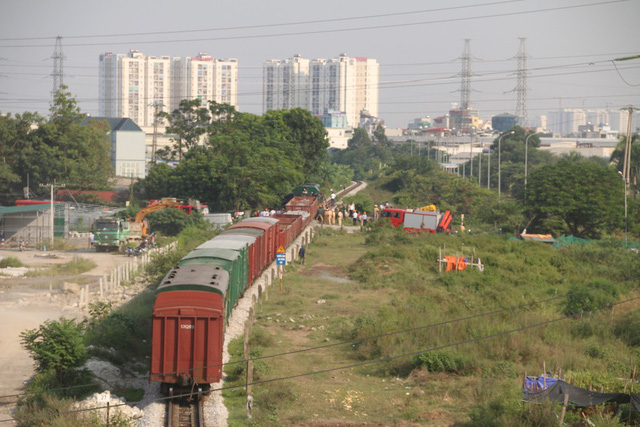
left=93, top=198, right=206, bottom=252
left=380, top=207, right=453, bottom=234
left=93, top=217, right=134, bottom=252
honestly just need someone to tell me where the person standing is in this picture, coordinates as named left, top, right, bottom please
left=362, top=211, right=368, bottom=226
left=337, top=209, right=343, bottom=226
left=298, top=246, right=306, bottom=265
left=374, top=205, right=379, bottom=220
left=352, top=210, right=358, bottom=226
left=331, top=191, right=336, bottom=207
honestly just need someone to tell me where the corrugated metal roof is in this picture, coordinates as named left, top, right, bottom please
left=0, top=204, right=54, bottom=214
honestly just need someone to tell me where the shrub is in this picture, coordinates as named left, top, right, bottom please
left=20, top=318, right=88, bottom=381
left=413, top=350, right=473, bottom=374
left=613, top=310, right=640, bottom=347
left=584, top=344, right=608, bottom=359
left=563, top=280, right=619, bottom=316
left=0, top=256, right=25, bottom=268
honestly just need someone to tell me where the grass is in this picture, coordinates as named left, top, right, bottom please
left=223, top=227, right=640, bottom=426
left=25, top=256, right=97, bottom=277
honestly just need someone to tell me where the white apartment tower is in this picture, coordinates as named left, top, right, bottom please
left=99, top=50, right=148, bottom=126
left=99, top=51, right=238, bottom=127
left=263, top=55, right=310, bottom=111
left=264, top=54, right=379, bottom=129
left=172, top=53, right=238, bottom=109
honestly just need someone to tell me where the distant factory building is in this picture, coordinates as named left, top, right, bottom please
left=492, top=113, right=518, bottom=132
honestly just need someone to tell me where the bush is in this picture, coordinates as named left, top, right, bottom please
left=413, top=350, right=473, bottom=374
left=563, top=280, right=619, bottom=316
left=20, top=318, right=88, bottom=381
left=614, top=310, right=640, bottom=347
left=0, top=256, right=24, bottom=268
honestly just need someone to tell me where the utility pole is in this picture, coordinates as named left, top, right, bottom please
left=39, top=181, right=65, bottom=249
left=51, top=36, right=65, bottom=98
left=514, top=37, right=529, bottom=128
left=621, top=106, right=634, bottom=189
left=150, top=102, right=164, bottom=164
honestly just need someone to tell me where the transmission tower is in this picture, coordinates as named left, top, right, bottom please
left=514, top=37, right=529, bottom=127
left=459, top=39, right=472, bottom=110
left=51, top=36, right=65, bottom=97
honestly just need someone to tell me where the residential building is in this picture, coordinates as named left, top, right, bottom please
left=263, top=54, right=379, bottom=129
left=172, top=53, right=238, bottom=109
left=82, top=117, right=146, bottom=178
left=99, top=50, right=238, bottom=127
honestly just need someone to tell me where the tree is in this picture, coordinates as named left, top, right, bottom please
left=263, top=108, right=329, bottom=177
left=0, top=112, right=42, bottom=203
left=26, top=86, right=113, bottom=190
left=20, top=318, right=87, bottom=381
left=158, top=99, right=211, bottom=161
left=525, top=157, right=623, bottom=237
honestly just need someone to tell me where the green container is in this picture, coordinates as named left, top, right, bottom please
left=180, top=248, right=244, bottom=321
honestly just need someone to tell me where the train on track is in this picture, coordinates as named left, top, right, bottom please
left=149, top=195, right=319, bottom=393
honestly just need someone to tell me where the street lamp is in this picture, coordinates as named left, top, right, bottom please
left=498, top=130, right=515, bottom=198
left=524, top=133, right=536, bottom=201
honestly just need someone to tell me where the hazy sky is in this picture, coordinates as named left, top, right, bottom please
left=1, top=0, right=639, bottom=128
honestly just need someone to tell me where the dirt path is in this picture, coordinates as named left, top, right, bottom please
left=0, top=247, right=137, bottom=424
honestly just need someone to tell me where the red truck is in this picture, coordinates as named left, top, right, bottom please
left=380, top=208, right=453, bottom=233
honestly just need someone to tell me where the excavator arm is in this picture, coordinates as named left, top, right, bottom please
left=134, top=200, right=183, bottom=223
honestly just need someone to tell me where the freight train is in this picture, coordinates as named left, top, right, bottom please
left=149, top=196, right=318, bottom=393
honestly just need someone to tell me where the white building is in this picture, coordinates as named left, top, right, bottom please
left=548, top=108, right=587, bottom=135
left=263, top=54, right=379, bottom=129
left=99, top=51, right=238, bottom=127
left=172, top=53, right=238, bottom=110
left=82, top=117, right=146, bottom=178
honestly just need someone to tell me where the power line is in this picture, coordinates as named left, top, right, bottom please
left=0, top=0, right=528, bottom=42
left=0, top=293, right=566, bottom=401
left=0, top=1, right=630, bottom=49
left=3, top=294, right=636, bottom=424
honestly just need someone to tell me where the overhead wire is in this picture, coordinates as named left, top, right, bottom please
left=0, top=293, right=567, bottom=401
left=0, top=0, right=528, bottom=42
left=2, top=294, right=637, bottom=424
left=0, top=0, right=630, bottom=48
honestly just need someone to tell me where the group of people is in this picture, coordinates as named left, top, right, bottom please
left=316, top=200, right=386, bottom=227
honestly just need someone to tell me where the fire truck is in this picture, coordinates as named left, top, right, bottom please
left=380, top=206, right=453, bottom=233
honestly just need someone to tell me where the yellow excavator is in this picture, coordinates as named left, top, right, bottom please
left=129, top=198, right=186, bottom=237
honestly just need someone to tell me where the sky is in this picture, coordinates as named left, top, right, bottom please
left=1, top=0, right=639, bottom=129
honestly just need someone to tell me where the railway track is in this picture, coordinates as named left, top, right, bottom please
left=167, top=388, right=204, bottom=427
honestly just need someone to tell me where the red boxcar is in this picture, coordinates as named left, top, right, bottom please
left=151, top=265, right=229, bottom=388
left=232, top=219, right=279, bottom=264
left=272, top=213, right=303, bottom=248
left=285, top=197, right=318, bottom=227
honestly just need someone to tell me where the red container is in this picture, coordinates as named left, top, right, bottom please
left=285, top=197, right=318, bottom=227
left=230, top=220, right=279, bottom=265
left=272, top=213, right=303, bottom=248
left=151, top=265, right=228, bottom=386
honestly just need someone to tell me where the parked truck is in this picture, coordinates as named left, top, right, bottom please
left=93, top=217, right=138, bottom=252
left=380, top=207, right=453, bottom=233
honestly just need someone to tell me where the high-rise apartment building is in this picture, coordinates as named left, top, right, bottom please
left=99, top=50, right=238, bottom=127
left=263, top=54, right=379, bottom=129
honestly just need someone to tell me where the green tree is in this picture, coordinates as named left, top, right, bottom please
left=525, top=157, right=623, bottom=237
left=158, top=99, right=211, bottom=161
left=20, top=318, right=87, bottom=381
left=0, top=112, right=42, bottom=203
left=25, top=87, right=113, bottom=190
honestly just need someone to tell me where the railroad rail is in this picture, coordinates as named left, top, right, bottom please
left=167, top=388, right=204, bottom=427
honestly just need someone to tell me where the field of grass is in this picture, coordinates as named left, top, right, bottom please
left=224, top=226, right=640, bottom=426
